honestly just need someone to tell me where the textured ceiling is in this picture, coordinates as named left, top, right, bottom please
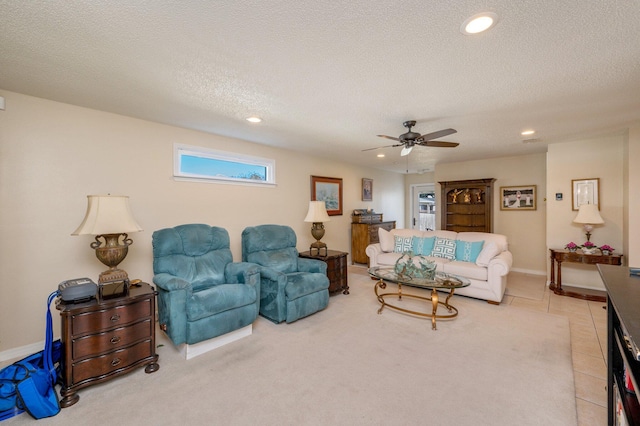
left=1, top=1, right=639, bottom=173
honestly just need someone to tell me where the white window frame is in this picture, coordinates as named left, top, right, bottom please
left=174, top=143, right=276, bottom=186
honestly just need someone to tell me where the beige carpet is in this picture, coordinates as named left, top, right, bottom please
left=5, top=268, right=576, bottom=425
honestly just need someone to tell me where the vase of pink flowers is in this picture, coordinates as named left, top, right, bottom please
left=600, top=244, right=614, bottom=255
left=565, top=242, right=578, bottom=252
left=581, top=241, right=597, bottom=254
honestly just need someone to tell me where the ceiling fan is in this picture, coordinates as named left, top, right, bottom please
left=364, top=121, right=459, bottom=156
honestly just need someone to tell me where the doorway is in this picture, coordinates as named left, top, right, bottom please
left=410, top=184, right=436, bottom=230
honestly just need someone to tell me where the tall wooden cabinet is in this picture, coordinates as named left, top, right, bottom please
left=351, top=211, right=395, bottom=265
left=439, top=178, right=495, bottom=233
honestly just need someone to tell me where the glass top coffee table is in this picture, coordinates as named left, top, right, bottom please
left=368, top=267, right=470, bottom=330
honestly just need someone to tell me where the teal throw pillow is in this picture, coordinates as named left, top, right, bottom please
left=431, top=237, right=456, bottom=260
left=455, top=240, right=485, bottom=263
left=393, top=235, right=413, bottom=253
left=412, top=236, right=436, bottom=256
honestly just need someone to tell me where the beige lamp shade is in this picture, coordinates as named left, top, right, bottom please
left=304, top=201, right=330, bottom=223
left=72, top=195, right=143, bottom=235
left=573, top=203, right=604, bottom=225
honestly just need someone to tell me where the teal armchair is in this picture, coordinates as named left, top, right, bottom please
left=241, top=224, right=329, bottom=324
left=152, top=224, right=260, bottom=346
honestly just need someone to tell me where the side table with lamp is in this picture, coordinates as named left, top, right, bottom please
left=57, top=195, right=159, bottom=407
left=301, top=200, right=349, bottom=294
left=549, top=201, right=623, bottom=302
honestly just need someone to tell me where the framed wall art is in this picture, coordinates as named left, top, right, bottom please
left=311, top=175, right=343, bottom=216
left=571, top=178, right=599, bottom=210
left=499, top=185, right=537, bottom=211
left=362, top=178, right=373, bottom=201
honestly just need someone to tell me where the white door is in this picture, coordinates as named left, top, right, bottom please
left=410, top=184, right=436, bottom=230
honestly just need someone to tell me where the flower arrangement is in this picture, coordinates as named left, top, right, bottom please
left=582, top=241, right=596, bottom=249
left=600, top=244, right=614, bottom=255
left=565, top=242, right=578, bottom=251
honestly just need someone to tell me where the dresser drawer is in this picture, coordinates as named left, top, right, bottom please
left=70, top=339, right=153, bottom=384
left=72, top=319, right=153, bottom=360
left=71, top=299, right=152, bottom=335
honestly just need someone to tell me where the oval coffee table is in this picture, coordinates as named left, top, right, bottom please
left=368, top=267, right=470, bottom=330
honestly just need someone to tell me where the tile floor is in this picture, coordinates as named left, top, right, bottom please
left=505, top=272, right=607, bottom=426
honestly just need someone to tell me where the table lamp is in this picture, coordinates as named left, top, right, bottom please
left=573, top=203, right=604, bottom=242
left=72, top=195, right=143, bottom=283
left=304, top=201, right=330, bottom=256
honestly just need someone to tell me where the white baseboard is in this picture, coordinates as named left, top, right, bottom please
left=510, top=267, right=546, bottom=276
left=0, top=340, right=45, bottom=363
left=177, top=325, right=252, bottom=360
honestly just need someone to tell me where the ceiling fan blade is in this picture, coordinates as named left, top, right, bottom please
left=377, top=134, right=402, bottom=141
left=400, top=146, right=413, bottom=156
left=362, top=143, right=403, bottom=152
left=419, top=128, right=457, bottom=141
left=417, top=141, right=459, bottom=148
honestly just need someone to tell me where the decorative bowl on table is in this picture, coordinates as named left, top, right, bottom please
left=394, top=252, right=436, bottom=280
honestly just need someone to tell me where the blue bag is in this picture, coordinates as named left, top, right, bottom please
left=0, top=291, right=61, bottom=421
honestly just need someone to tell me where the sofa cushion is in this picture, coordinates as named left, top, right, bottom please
left=393, top=235, right=413, bottom=253
left=412, top=236, right=435, bottom=256
left=455, top=240, right=484, bottom=263
left=443, top=261, right=488, bottom=281
left=378, top=228, right=395, bottom=252
left=476, top=242, right=501, bottom=267
left=431, top=237, right=456, bottom=260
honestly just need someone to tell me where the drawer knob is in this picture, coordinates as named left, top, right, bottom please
left=110, top=336, right=121, bottom=344
left=110, top=314, right=120, bottom=322
left=111, top=358, right=121, bottom=367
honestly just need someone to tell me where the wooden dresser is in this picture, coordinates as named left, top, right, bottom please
left=351, top=210, right=395, bottom=265
left=56, top=282, right=159, bottom=407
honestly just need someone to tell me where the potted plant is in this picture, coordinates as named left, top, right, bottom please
left=581, top=241, right=597, bottom=254
left=600, top=244, right=614, bottom=255
left=565, top=242, right=578, bottom=252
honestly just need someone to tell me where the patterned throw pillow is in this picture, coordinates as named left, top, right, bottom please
left=431, top=237, right=456, bottom=260
left=412, top=236, right=436, bottom=256
left=455, top=240, right=485, bottom=263
left=393, top=235, right=413, bottom=253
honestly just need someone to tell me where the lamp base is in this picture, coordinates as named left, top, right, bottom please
left=310, top=241, right=328, bottom=257
left=98, top=268, right=129, bottom=284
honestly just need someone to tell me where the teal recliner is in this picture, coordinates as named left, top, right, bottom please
left=152, top=224, right=260, bottom=346
left=241, top=224, right=329, bottom=324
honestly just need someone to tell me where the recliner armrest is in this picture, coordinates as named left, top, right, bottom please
left=153, top=273, right=193, bottom=294
left=297, top=257, right=327, bottom=274
left=225, top=262, right=260, bottom=285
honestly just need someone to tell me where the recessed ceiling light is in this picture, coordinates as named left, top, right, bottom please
left=377, top=153, right=385, bottom=158
left=461, top=12, right=498, bottom=35
left=246, top=116, right=262, bottom=123
left=521, top=130, right=536, bottom=136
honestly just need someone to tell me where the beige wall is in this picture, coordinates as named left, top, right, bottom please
left=0, top=91, right=404, bottom=352
left=626, top=125, right=640, bottom=266
left=546, top=135, right=625, bottom=290
left=433, top=154, right=547, bottom=274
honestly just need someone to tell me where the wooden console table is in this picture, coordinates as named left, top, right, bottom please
left=549, top=248, right=623, bottom=302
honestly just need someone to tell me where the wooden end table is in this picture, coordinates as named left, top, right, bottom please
left=56, top=282, right=160, bottom=407
left=549, top=248, right=623, bottom=302
left=299, top=249, right=349, bottom=294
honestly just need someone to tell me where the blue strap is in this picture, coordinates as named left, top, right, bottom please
left=44, top=291, right=58, bottom=384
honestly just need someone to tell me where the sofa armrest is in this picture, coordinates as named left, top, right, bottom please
left=487, top=251, right=513, bottom=276
left=297, top=257, right=328, bottom=274
left=225, top=262, right=261, bottom=313
left=365, top=243, right=383, bottom=267
left=152, top=273, right=192, bottom=345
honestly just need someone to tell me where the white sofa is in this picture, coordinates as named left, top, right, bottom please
left=365, top=228, right=513, bottom=304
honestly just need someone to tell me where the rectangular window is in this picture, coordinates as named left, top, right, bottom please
left=174, top=144, right=276, bottom=186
